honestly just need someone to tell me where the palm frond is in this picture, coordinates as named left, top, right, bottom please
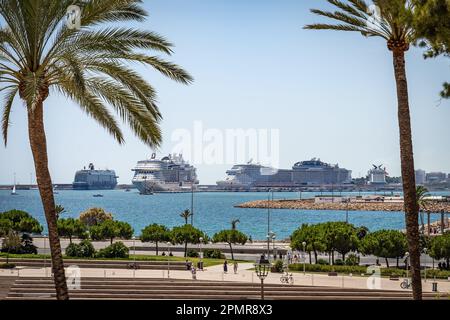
left=1, top=86, right=18, bottom=146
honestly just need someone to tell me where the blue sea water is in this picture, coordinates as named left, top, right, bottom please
left=0, top=190, right=447, bottom=240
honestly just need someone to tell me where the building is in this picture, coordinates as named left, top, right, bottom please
left=426, top=172, right=447, bottom=184
left=415, top=169, right=426, bottom=185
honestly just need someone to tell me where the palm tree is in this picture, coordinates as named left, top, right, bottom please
left=305, top=0, right=422, bottom=299
left=55, top=205, right=66, bottom=220
left=416, top=185, right=429, bottom=234
left=180, top=209, right=192, bottom=225
left=231, top=219, right=240, bottom=230
left=0, top=0, right=192, bottom=300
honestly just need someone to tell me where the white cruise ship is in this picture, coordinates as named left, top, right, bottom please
left=132, top=154, right=198, bottom=194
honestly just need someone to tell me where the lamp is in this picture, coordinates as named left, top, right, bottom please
left=254, top=255, right=272, bottom=300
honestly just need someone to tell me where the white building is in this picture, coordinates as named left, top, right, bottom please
left=415, top=169, right=426, bottom=185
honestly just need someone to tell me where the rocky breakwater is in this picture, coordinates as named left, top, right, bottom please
left=235, top=199, right=450, bottom=213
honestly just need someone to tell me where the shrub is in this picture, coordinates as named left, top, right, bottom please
left=203, top=249, right=225, bottom=259
left=272, top=260, right=284, bottom=273
left=96, top=242, right=129, bottom=259
left=345, top=253, right=359, bottom=266
left=317, top=258, right=329, bottom=265
left=289, top=263, right=366, bottom=274
left=187, top=249, right=199, bottom=258
left=334, top=259, right=344, bottom=266
left=19, top=234, right=37, bottom=254
left=65, top=240, right=96, bottom=258
left=65, top=243, right=82, bottom=257
left=0, top=263, right=15, bottom=269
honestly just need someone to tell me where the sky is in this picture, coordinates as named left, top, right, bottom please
left=0, top=0, right=449, bottom=185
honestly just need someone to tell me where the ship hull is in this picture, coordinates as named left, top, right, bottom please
left=132, top=180, right=194, bottom=194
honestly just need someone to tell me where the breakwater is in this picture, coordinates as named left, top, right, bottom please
left=236, top=199, right=450, bottom=213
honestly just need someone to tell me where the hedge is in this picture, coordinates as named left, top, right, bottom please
left=288, top=263, right=450, bottom=279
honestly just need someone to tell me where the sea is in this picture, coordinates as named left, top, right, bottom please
left=0, top=190, right=448, bottom=240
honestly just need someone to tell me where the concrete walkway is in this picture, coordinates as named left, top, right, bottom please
left=1, top=263, right=449, bottom=295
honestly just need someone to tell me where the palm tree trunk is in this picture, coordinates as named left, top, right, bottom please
left=392, top=49, right=422, bottom=300
left=229, top=243, right=234, bottom=260
left=27, top=101, right=68, bottom=300
left=385, top=258, right=390, bottom=269
left=156, top=241, right=158, bottom=256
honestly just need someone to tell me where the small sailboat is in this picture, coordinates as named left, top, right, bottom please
left=11, top=173, right=18, bottom=195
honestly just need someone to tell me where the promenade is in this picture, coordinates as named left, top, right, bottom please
left=1, top=263, right=449, bottom=295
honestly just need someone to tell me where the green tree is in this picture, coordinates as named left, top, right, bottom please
left=79, top=208, right=113, bottom=227
left=332, top=223, right=360, bottom=261
left=90, top=220, right=133, bottom=245
left=416, top=185, right=430, bottom=232
left=413, top=0, right=450, bottom=98
left=291, top=224, right=326, bottom=264
left=140, top=224, right=170, bottom=256
left=57, top=218, right=87, bottom=244
left=1, top=231, right=21, bottom=264
left=305, top=0, right=423, bottom=299
left=0, top=210, right=42, bottom=234
left=212, top=229, right=248, bottom=260
left=180, top=209, right=192, bottom=225
left=0, top=0, right=192, bottom=300
left=0, top=219, right=13, bottom=237
left=55, top=205, right=66, bottom=220
left=428, top=232, right=450, bottom=266
left=171, top=225, right=208, bottom=257
left=359, top=230, right=408, bottom=268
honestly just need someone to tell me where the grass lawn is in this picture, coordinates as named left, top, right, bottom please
left=0, top=253, right=249, bottom=268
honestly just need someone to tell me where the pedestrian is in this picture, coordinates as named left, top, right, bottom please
left=223, top=260, right=228, bottom=273
left=233, top=261, right=238, bottom=274
left=191, top=267, right=197, bottom=280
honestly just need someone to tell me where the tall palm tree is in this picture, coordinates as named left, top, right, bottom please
left=416, top=185, right=429, bottom=233
left=180, top=209, right=192, bottom=225
left=305, top=0, right=422, bottom=299
left=0, top=0, right=192, bottom=300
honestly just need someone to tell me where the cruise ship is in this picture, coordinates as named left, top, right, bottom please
left=132, top=154, right=198, bottom=194
left=72, top=163, right=118, bottom=190
left=217, top=158, right=352, bottom=190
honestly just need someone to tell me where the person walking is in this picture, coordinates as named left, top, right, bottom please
left=233, top=261, right=238, bottom=274
left=223, top=260, right=228, bottom=274
left=191, top=267, right=197, bottom=280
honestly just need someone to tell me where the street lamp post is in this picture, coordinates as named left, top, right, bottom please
left=405, top=252, right=410, bottom=280
left=191, top=183, right=194, bottom=225
left=132, top=236, right=136, bottom=278
left=43, top=234, right=47, bottom=277
left=267, top=191, right=271, bottom=258
left=254, top=256, right=271, bottom=300
left=345, top=199, right=349, bottom=223
left=199, top=237, right=203, bottom=271
left=302, top=241, right=307, bottom=275
left=423, top=248, right=427, bottom=282
left=271, top=233, right=276, bottom=260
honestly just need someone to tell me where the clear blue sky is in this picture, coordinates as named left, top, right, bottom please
left=0, top=0, right=449, bottom=185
